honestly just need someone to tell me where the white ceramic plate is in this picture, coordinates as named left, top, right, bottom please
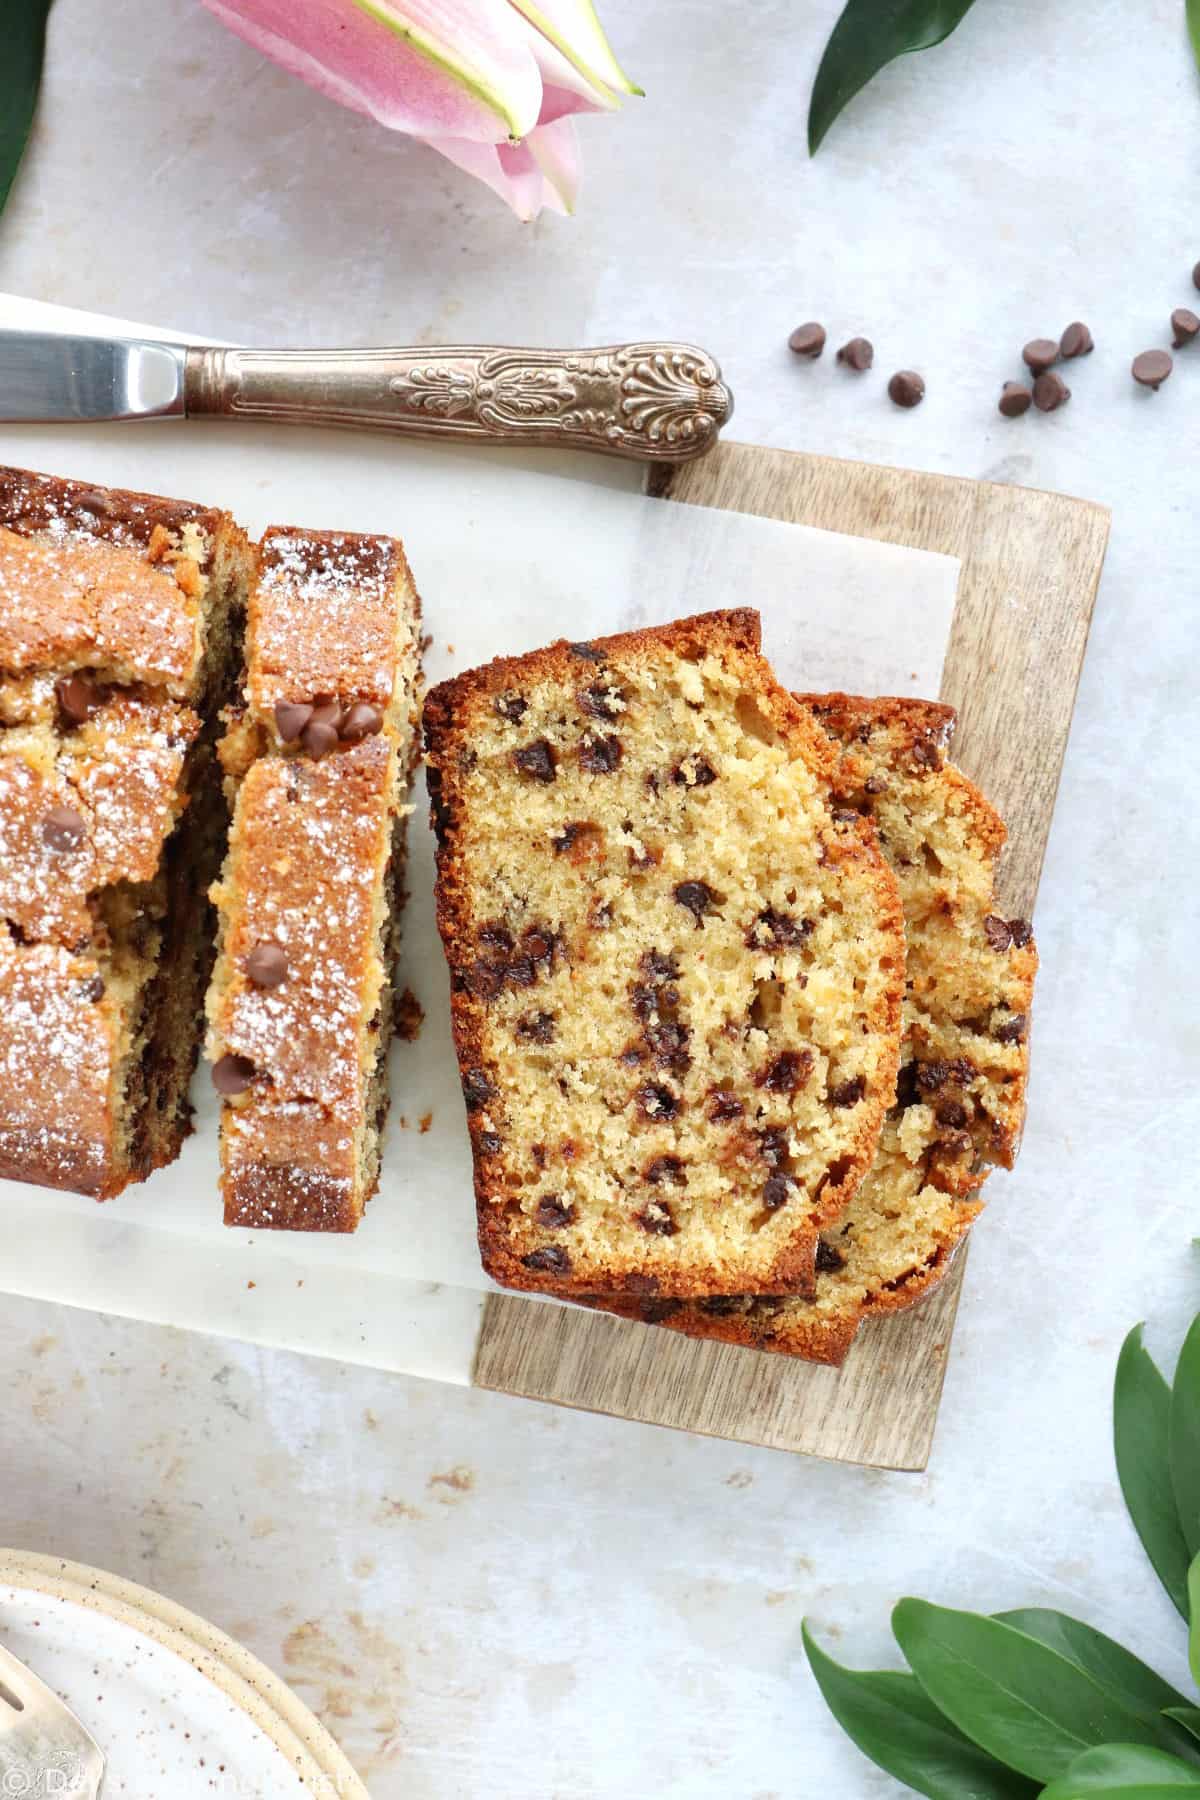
left=0, top=1551, right=367, bottom=1797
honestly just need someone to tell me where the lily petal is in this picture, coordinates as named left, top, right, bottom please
left=525, top=114, right=581, bottom=212
left=519, top=22, right=617, bottom=114
left=424, top=129, right=570, bottom=219
left=508, top=0, right=641, bottom=99
left=198, top=0, right=543, bottom=142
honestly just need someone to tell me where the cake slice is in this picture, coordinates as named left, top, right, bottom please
left=584, top=695, right=1038, bottom=1361
left=205, top=527, right=422, bottom=1231
left=424, top=611, right=905, bottom=1300
left=0, top=465, right=251, bottom=1196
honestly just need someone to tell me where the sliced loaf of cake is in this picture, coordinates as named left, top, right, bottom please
left=0, top=466, right=251, bottom=1196
left=424, top=611, right=905, bottom=1300
left=584, top=695, right=1037, bottom=1360
left=206, top=527, right=422, bottom=1231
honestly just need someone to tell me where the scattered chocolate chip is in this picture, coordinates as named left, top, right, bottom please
left=579, top=734, right=622, bottom=774
left=644, top=1019, right=691, bottom=1076
left=983, top=914, right=1013, bottom=951
left=747, top=908, right=813, bottom=950
left=212, top=1053, right=256, bottom=1096
left=55, top=673, right=103, bottom=725
left=995, top=1013, right=1027, bottom=1044
left=1172, top=308, right=1200, bottom=348
left=888, top=369, right=925, bottom=408
left=815, top=1240, right=846, bottom=1274
left=478, top=1132, right=502, bottom=1155
left=759, top=1126, right=790, bottom=1167
left=274, top=700, right=313, bottom=743
left=1059, top=322, right=1093, bottom=360
left=1008, top=917, right=1033, bottom=948
left=625, top=1273, right=661, bottom=1296
left=516, top=1011, right=556, bottom=1044
left=671, top=755, right=717, bottom=788
left=758, top=1049, right=814, bottom=1094
left=246, top=942, right=288, bottom=988
left=523, top=1246, right=571, bottom=1274
left=911, top=738, right=940, bottom=770
left=341, top=702, right=382, bottom=742
left=644, top=1155, right=686, bottom=1186
left=707, top=1090, right=744, bottom=1123
left=936, top=1098, right=969, bottom=1129
left=644, top=950, right=680, bottom=980
left=762, top=1174, right=794, bottom=1211
left=1133, top=349, right=1173, bottom=391
left=494, top=692, right=528, bottom=723
left=462, top=1067, right=496, bottom=1112
left=828, top=1074, right=866, bottom=1108
left=569, top=642, right=605, bottom=663
left=1022, top=338, right=1059, bottom=374
left=636, top=1082, right=680, bottom=1120
left=788, top=322, right=826, bottom=358
left=832, top=807, right=861, bottom=825
left=588, top=899, right=613, bottom=930
left=513, top=739, right=557, bottom=782
left=674, top=880, right=721, bottom=927
left=837, top=337, right=874, bottom=371
left=916, top=1057, right=975, bottom=1094
left=578, top=683, right=624, bottom=720
left=479, top=922, right=514, bottom=952
left=635, top=1200, right=678, bottom=1236
left=76, top=974, right=105, bottom=1003
left=700, top=1296, right=742, bottom=1316
left=1033, top=371, right=1070, bottom=412
left=41, top=805, right=86, bottom=852
left=536, top=1196, right=575, bottom=1229
left=998, top=381, right=1033, bottom=418
left=301, top=719, right=340, bottom=760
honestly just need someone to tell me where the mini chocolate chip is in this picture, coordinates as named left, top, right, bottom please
left=246, top=942, right=288, bottom=988
left=999, top=381, right=1033, bottom=418
left=759, top=1126, right=789, bottom=1166
left=644, top=950, right=679, bottom=980
left=995, top=1013, right=1027, bottom=1044
left=671, top=756, right=717, bottom=787
left=1008, top=917, right=1033, bottom=948
left=815, top=1239, right=846, bottom=1274
left=569, top=642, right=605, bottom=663
left=41, top=805, right=86, bottom=852
left=1022, top=338, right=1059, bottom=374
left=863, top=774, right=888, bottom=795
left=579, top=734, right=622, bottom=773
left=536, top=1196, right=575, bottom=1229
left=1033, top=371, right=1070, bottom=412
left=700, top=1296, right=742, bottom=1316
left=637, top=1082, right=680, bottom=1120
left=76, top=974, right=105, bottom=1002
left=301, top=719, right=340, bottom=760
left=644, top=1155, right=686, bottom=1186
left=1133, top=349, right=1173, bottom=391
left=758, top=1050, right=814, bottom=1094
left=479, top=922, right=514, bottom=952
left=1172, top=308, right=1200, bottom=348
left=1060, top=321, right=1094, bottom=359
left=513, top=739, right=557, bottom=782
left=341, top=702, right=382, bottom=742
left=212, top=1053, right=256, bottom=1096
left=828, top=1074, right=866, bottom=1108
left=911, top=738, right=939, bottom=769
left=523, top=1246, right=571, bottom=1274
left=837, top=337, right=874, bottom=371
left=462, top=1067, right=496, bottom=1112
left=674, top=880, right=721, bottom=927
left=983, top=914, right=1012, bottom=951
left=516, top=1011, right=556, bottom=1044
left=936, top=1098, right=969, bottom=1129
left=888, top=369, right=925, bottom=408
left=494, top=693, right=528, bottom=723
left=707, top=1090, right=744, bottom=1122
left=275, top=700, right=314, bottom=742
left=635, top=1201, right=678, bottom=1236
left=747, top=908, right=813, bottom=950
left=478, top=1132, right=502, bottom=1155
left=55, top=673, right=103, bottom=725
left=589, top=899, right=614, bottom=930
left=788, top=322, right=826, bottom=358
left=762, top=1174, right=793, bottom=1211
left=578, top=683, right=624, bottom=719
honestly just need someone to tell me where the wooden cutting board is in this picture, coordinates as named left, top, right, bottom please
left=472, top=439, right=1110, bottom=1470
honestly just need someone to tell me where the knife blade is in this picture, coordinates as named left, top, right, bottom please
left=0, top=329, right=732, bottom=462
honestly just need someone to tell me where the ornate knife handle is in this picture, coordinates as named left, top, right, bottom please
left=184, top=342, right=732, bottom=463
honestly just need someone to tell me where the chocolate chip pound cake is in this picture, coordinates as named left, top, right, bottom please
left=0, top=466, right=251, bottom=1196
left=424, top=611, right=905, bottom=1299
left=587, top=695, right=1037, bottom=1361
left=206, top=527, right=422, bottom=1231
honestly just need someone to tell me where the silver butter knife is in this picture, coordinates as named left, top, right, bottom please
left=0, top=1640, right=105, bottom=1796
left=0, top=329, right=733, bottom=463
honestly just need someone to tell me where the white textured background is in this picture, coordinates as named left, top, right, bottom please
left=1, top=1, right=1198, bottom=1795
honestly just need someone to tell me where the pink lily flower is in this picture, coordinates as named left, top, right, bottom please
left=197, top=0, right=640, bottom=219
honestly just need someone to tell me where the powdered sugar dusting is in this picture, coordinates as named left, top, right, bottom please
left=250, top=531, right=403, bottom=717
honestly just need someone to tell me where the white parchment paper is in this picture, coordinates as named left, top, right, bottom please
left=0, top=297, right=959, bottom=1381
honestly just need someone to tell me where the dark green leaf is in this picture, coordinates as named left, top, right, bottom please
left=1040, top=1742, right=1200, bottom=1796
left=994, top=1610, right=1190, bottom=1720
left=1115, top=1325, right=1192, bottom=1619
left=808, top=0, right=981, bottom=154
left=1190, top=1558, right=1200, bottom=1689
left=1188, top=0, right=1200, bottom=80
left=0, top=0, right=53, bottom=218
left=893, top=1600, right=1180, bottom=1783
left=801, top=1623, right=1038, bottom=1800
left=1170, top=1318, right=1200, bottom=1557
left=1165, top=1710, right=1200, bottom=1747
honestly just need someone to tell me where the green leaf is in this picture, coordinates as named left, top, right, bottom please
left=893, top=1600, right=1181, bottom=1783
left=1188, top=0, right=1200, bottom=79
left=1190, top=1558, right=1200, bottom=1689
left=801, top=1623, right=1039, bottom=1800
left=1040, top=1742, right=1200, bottom=1796
left=1115, top=1325, right=1192, bottom=1620
left=1171, top=1318, right=1200, bottom=1557
left=995, top=1610, right=1190, bottom=1720
left=1165, top=1710, right=1200, bottom=1747
left=0, top=0, right=54, bottom=218
left=808, top=0, right=981, bottom=154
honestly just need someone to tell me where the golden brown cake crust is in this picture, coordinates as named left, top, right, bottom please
left=425, top=611, right=906, bottom=1301
left=582, top=692, right=1037, bottom=1361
